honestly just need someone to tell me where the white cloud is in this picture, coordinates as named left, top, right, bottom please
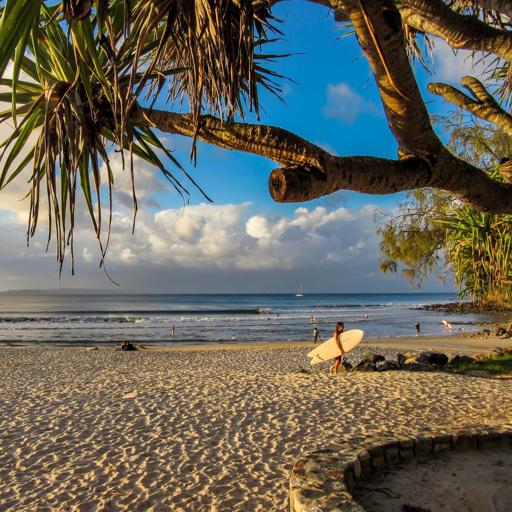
left=432, top=40, right=490, bottom=84
left=323, top=83, right=380, bottom=123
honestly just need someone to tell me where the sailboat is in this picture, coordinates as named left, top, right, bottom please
left=295, top=285, right=304, bottom=297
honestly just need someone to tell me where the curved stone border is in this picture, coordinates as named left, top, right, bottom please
left=289, top=425, right=512, bottom=511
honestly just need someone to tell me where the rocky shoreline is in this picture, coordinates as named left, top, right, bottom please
left=420, top=301, right=512, bottom=314
left=335, top=346, right=512, bottom=375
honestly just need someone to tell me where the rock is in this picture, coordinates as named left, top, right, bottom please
left=416, top=351, right=449, bottom=365
left=338, top=361, right=353, bottom=373
left=376, top=360, right=399, bottom=371
left=362, top=352, right=385, bottom=364
left=499, top=332, right=512, bottom=339
left=352, top=360, right=376, bottom=372
left=87, top=346, right=98, bottom=351
left=448, top=354, right=476, bottom=365
left=504, top=346, right=512, bottom=354
left=492, top=346, right=505, bottom=356
left=496, top=327, right=507, bottom=336
left=401, top=362, right=436, bottom=372
left=397, top=353, right=406, bottom=366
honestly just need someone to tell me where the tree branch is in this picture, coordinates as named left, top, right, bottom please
left=428, top=77, right=512, bottom=137
left=135, top=107, right=512, bottom=212
left=339, top=0, right=441, bottom=158
left=132, top=1, right=512, bottom=213
left=399, top=0, right=512, bottom=61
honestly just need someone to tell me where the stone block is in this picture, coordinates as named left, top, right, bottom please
left=367, top=445, right=386, bottom=469
left=352, top=457, right=362, bottom=480
left=433, top=435, right=452, bottom=453
left=384, top=445, right=400, bottom=465
left=452, top=432, right=478, bottom=451
left=399, top=447, right=415, bottom=460
left=414, top=436, right=433, bottom=457
left=370, top=453, right=385, bottom=470
left=357, top=449, right=372, bottom=478
left=343, top=467, right=355, bottom=492
left=399, top=439, right=414, bottom=449
left=478, top=433, right=508, bottom=450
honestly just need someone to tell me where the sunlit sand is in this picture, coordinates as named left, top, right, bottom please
left=1, top=337, right=511, bottom=510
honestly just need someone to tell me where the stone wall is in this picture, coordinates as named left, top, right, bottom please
left=289, top=425, right=512, bottom=512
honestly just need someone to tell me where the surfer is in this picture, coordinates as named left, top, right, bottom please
left=330, top=321, right=345, bottom=374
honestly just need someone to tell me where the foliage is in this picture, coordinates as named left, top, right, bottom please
left=0, top=0, right=279, bottom=272
left=448, top=352, right=512, bottom=375
left=377, top=113, right=512, bottom=303
left=376, top=188, right=452, bottom=286
left=439, top=190, right=512, bottom=303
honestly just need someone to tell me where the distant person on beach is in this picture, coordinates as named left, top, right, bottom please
left=171, top=325, right=176, bottom=336
left=121, top=340, right=136, bottom=351
left=415, top=321, right=421, bottom=336
left=313, top=326, right=319, bottom=343
left=364, top=313, right=368, bottom=320
left=310, top=315, right=316, bottom=324
left=330, top=321, right=345, bottom=374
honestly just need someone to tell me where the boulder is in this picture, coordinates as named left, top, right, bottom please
left=491, top=346, right=505, bottom=356
left=448, top=354, right=476, bottom=365
left=362, top=352, right=386, bottom=364
left=416, top=351, right=449, bottom=365
left=401, top=362, right=436, bottom=372
left=339, top=361, right=353, bottom=373
left=376, top=360, right=399, bottom=371
left=397, top=353, right=406, bottom=366
left=352, top=360, right=376, bottom=372
left=495, top=327, right=507, bottom=336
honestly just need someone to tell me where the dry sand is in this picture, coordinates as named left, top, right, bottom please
left=1, top=339, right=511, bottom=511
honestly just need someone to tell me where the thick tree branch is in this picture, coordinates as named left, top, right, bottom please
left=399, top=0, right=512, bottom=61
left=135, top=107, right=512, bottom=212
left=134, top=108, right=329, bottom=168
left=132, top=1, right=512, bottom=214
left=429, top=77, right=512, bottom=137
left=340, top=0, right=441, bottom=158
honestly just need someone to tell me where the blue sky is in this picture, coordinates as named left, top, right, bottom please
left=0, top=3, right=480, bottom=292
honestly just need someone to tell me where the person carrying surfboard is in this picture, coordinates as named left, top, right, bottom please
left=330, top=321, right=346, bottom=374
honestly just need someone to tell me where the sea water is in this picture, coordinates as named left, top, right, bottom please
left=0, top=292, right=498, bottom=345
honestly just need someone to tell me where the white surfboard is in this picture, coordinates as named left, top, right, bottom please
left=307, top=329, right=364, bottom=365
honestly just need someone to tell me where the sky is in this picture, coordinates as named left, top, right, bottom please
left=0, top=2, right=485, bottom=293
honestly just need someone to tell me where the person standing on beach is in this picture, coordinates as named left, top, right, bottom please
left=171, top=325, right=176, bottom=336
left=313, top=326, right=319, bottom=343
left=415, top=321, right=421, bottom=336
left=330, top=321, right=345, bottom=374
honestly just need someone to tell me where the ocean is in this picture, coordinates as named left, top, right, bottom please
left=0, top=292, right=499, bottom=346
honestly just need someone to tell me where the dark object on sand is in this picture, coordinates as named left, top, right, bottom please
left=121, top=340, right=136, bottom=351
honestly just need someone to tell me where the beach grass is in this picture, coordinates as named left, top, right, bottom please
left=449, top=353, right=512, bottom=375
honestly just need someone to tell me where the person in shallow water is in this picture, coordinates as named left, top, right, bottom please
left=330, top=321, right=345, bottom=374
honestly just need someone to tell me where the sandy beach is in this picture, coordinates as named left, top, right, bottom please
left=1, top=337, right=512, bottom=511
